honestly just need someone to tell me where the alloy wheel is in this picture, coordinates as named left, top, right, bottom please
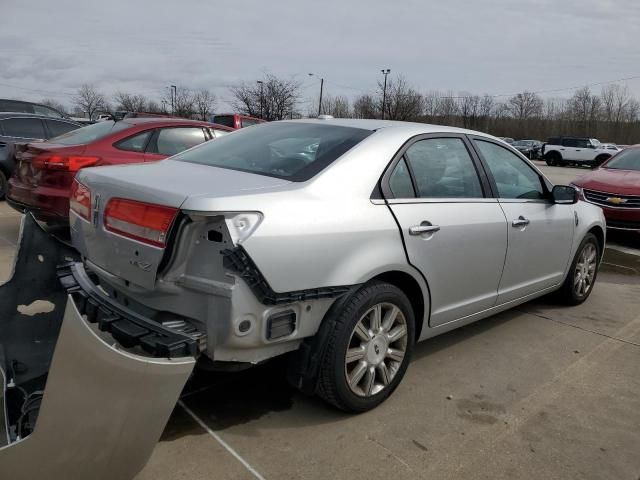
left=344, top=302, right=408, bottom=397
left=574, top=242, right=597, bottom=298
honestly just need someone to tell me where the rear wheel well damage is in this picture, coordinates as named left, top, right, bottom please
left=288, top=270, right=427, bottom=395
left=370, top=270, right=425, bottom=340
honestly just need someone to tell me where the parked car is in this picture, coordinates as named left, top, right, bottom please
left=512, top=139, right=543, bottom=159
left=7, top=117, right=234, bottom=225
left=68, top=119, right=605, bottom=412
left=211, top=113, right=265, bottom=129
left=571, top=145, right=640, bottom=231
left=0, top=113, right=81, bottom=198
left=542, top=136, right=612, bottom=167
left=600, top=143, right=621, bottom=152
left=498, top=136, right=515, bottom=144
left=0, top=99, right=68, bottom=119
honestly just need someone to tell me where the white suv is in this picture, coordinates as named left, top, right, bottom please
left=543, top=136, right=613, bottom=167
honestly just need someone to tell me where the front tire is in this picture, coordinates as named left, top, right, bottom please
left=558, top=233, right=600, bottom=305
left=316, top=281, right=415, bottom=412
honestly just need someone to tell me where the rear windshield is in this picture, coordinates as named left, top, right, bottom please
left=604, top=148, right=640, bottom=171
left=212, top=115, right=236, bottom=128
left=48, top=120, right=130, bottom=145
left=172, top=122, right=373, bottom=181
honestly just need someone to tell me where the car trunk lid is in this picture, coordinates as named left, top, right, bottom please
left=72, top=160, right=290, bottom=289
left=14, top=142, right=86, bottom=188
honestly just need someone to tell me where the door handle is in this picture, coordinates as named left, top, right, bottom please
left=409, top=224, right=441, bottom=235
left=512, top=216, right=530, bottom=228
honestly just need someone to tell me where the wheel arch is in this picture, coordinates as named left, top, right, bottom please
left=545, top=149, right=562, bottom=160
left=370, top=269, right=429, bottom=341
left=588, top=224, right=605, bottom=260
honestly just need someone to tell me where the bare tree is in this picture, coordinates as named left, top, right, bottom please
left=507, top=91, right=543, bottom=120
left=161, top=86, right=197, bottom=118
left=114, top=92, right=148, bottom=113
left=194, top=89, right=216, bottom=121
left=39, top=98, right=68, bottom=115
left=317, top=95, right=351, bottom=118
left=423, top=91, right=439, bottom=120
left=146, top=100, right=163, bottom=113
left=230, top=74, right=300, bottom=121
left=73, top=84, right=107, bottom=120
left=377, top=76, right=423, bottom=121
left=352, top=94, right=377, bottom=119
left=458, top=93, right=481, bottom=128
left=435, top=92, right=459, bottom=123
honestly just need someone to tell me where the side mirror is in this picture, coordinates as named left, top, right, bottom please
left=552, top=185, right=578, bottom=204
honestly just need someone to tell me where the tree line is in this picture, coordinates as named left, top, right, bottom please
left=41, top=74, right=640, bottom=144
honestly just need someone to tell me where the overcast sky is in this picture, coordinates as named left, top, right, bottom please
left=2, top=0, right=640, bottom=112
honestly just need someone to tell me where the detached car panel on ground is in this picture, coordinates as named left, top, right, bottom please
left=69, top=119, right=605, bottom=412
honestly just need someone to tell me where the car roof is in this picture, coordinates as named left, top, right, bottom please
left=282, top=118, right=500, bottom=139
left=120, top=117, right=233, bottom=130
left=0, top=112, right=80, bottom=123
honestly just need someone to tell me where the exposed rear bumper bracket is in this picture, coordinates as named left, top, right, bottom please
left=57, top=263, right=200, bottom=358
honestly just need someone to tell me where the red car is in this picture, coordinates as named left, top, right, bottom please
left=572, top=145, right=640, bottom=231
left=7, top=117, right=233, bottom=226
left=211, top=113, right=264, bottom=129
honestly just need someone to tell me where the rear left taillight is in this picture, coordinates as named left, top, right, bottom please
left=33, top=154, right=100, bottom=172
left=104, top=199, right=178, bottom=248
left=70, top=179, right=92, bottom=221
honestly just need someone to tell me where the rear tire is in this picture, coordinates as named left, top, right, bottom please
left=316, top=281, right=415, bottom=412
left=546, top=152, right=561, bottom=166
left=558, top=233, right=600, bottom=305
left=593, top=154, right=610, bottom=168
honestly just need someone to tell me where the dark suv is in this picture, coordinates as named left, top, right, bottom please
left=0, top=99, right=68, bottom=119
left=0, top=113, right=81, bottom=198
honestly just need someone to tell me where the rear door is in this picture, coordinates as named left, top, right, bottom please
left=472, top=138, right=575, bottom=304
left=383, top=134, right=508, bottom=326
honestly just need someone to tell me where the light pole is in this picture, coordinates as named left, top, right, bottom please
left=257, top=80, right=264, bottom=119
left=170, top=85, right=177, bottom=115
left=381, top=69, right=391, bottom=120
left=308, top=73, right=324, bottom=116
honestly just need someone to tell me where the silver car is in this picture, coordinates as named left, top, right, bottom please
left=69, top=119, right=606, bottom=412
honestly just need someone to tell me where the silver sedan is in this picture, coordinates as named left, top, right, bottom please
left=70, top=119, right=606, bottom=412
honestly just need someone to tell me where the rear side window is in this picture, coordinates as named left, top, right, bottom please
left=212, top=115, right=236, bottom=128
left=49, top=120, right=130, bottom=145
left=562, top=138, right=579, bottom=147
left=149, top=127, right=207, bottom=156
left=389, top=158, right=415, bottom=198
left=172, top=122, right=373, bottom=181
left=241, top=118, right=259, bottom=127
left=404, top=138, right=484, bottom=198
left=45, top=120, right=78, bottom=138
left=115, top=130, right=152, bottom=152
left=0, top=118, right=46, bottom=139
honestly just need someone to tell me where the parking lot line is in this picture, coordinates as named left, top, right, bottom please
left=178, top=400, right=266, bottom=480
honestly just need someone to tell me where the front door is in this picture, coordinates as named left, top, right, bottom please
left=383, top=136, right=508, bottom=327
left=472, top=138, right=575, bottom=304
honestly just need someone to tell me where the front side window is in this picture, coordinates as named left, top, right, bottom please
left=150, top=127, right=207, bottom=156
left=172, top=122, right=372, bottom=181
left=403, top=138, right=483, bottom=198
left=575, top=138, right=591, bottom=148
left=115, top=130, right=152, bottom=152
left=475, top=140, right=545, bottom=200
left=0, top=118, right=46, bottom=139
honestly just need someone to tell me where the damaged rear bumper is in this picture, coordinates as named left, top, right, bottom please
left=0, top=215, right=196, bottom=479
